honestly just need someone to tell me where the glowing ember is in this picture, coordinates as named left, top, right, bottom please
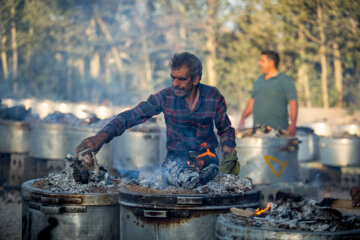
left=255, top=202, right=272, bottom=215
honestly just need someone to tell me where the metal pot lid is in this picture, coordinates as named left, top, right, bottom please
left=119, top=188, right=260, bottom=210
left=21, top=179, right=119, bottom=206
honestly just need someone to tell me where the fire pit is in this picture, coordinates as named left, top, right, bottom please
left=21, top=155, right=121, bottom=240
left=215, top=192, right=360, bottom=240
left=118, top=175, right=260, bottom=240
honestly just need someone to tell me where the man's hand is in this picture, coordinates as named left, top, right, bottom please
left=287, top=124, right=296, bottom=136
left=75, top=132, right=109, bottom=156
left=222, top=145, right=235, bottom=156
left=350, top=186, right=360, bottom=207
left=219, top=146, right=240, bottom=175
left=238, top=119, right=245, bottom=129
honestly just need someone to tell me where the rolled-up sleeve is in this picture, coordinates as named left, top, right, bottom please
left=100, top=92, right=163, bottom=142
left=214, top=94, right=236, bottom=148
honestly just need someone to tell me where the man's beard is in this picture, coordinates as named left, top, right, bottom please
left=173, top=87, right=191, bottom=98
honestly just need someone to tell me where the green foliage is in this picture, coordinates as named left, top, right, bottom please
left=0, top=0, right=359, bottom=110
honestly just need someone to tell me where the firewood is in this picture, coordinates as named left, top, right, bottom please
left=230, top=207, right=254, bottom=218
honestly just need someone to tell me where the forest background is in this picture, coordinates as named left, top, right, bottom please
left=0, top=0, right=359, bottom=113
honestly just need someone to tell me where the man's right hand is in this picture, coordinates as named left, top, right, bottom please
left=75, top=131, right=109, bottom=156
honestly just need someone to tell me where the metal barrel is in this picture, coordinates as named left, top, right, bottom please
left=0, top=120, right=30, bottom=154
left=21, top=179, right=120, bottom=240
left=236, top=136, right=299, bottom=184
left=320, top=136, right=360, bottom=167
left=118, top=189, right=260, bottom=240
left=216, top=214, right=360, bottom=240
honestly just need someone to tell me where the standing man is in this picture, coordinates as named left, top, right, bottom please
left=239, top=50, right=298, bottom=136
left=76, top=52, right=237, bottom=189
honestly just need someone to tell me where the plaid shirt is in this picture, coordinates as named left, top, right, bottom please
left=101, top=83, right=236, bottom=151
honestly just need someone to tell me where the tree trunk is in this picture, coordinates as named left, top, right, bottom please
left=139, top=24, right=152, bottom=93
left=206, top=0, right=217, bottom=87
left=1, top=36, right=8, bottom=80
left=25, top=27, right=33, bottom=67
left=10, top=2, right=18, bottom=79
left=178, top=1, right=186, bottom=47
left=333, top=42, right=343, bottom=107
left=298, top=27, right=312, bottom=107
left=90, top=53, right=100, bottom=79
left=97, top=17, right=124, bottom=73
left=317, top=0, right=329, bottom=108
left=67, top=58, right=73, bottom=100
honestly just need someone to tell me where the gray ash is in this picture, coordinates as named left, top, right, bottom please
left=130, top=172, right=253, bottom=194
left=33, top=154, right=118, bottom=194
left=232, top=191, right=360, bottom=232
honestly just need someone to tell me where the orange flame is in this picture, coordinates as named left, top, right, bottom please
left=255, top=202, right=272, bottom=215
left=323, top=193, right=329, bottom=198
left=187, top=143, right=215, bottom=171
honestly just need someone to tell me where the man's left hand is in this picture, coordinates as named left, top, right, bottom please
left=287, top=124, right=296, bottom=136
left=222, top=145, right=235, bottom=156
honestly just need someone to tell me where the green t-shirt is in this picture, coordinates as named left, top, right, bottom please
left=252, top=72, right=297, bottom=129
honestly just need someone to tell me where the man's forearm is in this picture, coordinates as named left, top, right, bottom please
left=288, top=100, right=298, bottom=127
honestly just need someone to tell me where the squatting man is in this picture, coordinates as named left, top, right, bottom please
left=76, top=52, right=238, bottom=189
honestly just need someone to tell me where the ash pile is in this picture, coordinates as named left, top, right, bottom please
left=33, top=154, right=121, bottom=193
left=228, top=192, right=360, bottom=232
left=237, top=124, right=290, bottom=138
left=124, top=172, right=254, bottom=195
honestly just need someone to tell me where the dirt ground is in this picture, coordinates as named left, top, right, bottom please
left=0, top=192, right=21, bottom=240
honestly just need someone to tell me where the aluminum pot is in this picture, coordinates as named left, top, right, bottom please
left=216, top=214, right=360, bottom=240
left=236, top=137, right=299, bottom=184
left=0, top=120, right=30, bottom=153
left=29, top=122, right=67, bottom=159
left=64, top=126, right=111, bottom=168
left=21, top=179, right=120, bottom=240
left=335, top=124, right=360, bottom=136
left=319, top=136, right=360, bottom=167
left=111, top=126, right=161, bottom=170
left=296, top=127, right=319, bottom=162
left=119, top=189, right=260, bottom=240
left=304, top=122, right=334, bottom=137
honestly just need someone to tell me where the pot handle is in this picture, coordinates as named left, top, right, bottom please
left=278, top=140, right=299, bottom=152
left=39, top=205, right=87, bottom=214
left=143, top=210, right=167, bottom=218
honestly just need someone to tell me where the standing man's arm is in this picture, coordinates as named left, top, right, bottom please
left=239, top=98, right=254, bottom=129
left=287, top=99, right=298, bottom=136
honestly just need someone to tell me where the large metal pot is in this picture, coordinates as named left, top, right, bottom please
left=111, top=126, right=161, bottom=170
left=0, top=120, right=30, bottom=153
left=29, top=122, right=67, bottom=159
left=236, top=137, right=299, bottom=184
left=216, top=214, right=360, bottom=240
left=64, top=126, right=111, bottom=168
left=304, top=122, right=334, bottom=137
left=335, top=124, right=360, bottom=136
left=21, top=179, right=120, bottom=240
left=296, top=127, right=319, bottom=162
left=119, top=189, right=260, bottom=240
left=320, top=136, right=360, bottom=167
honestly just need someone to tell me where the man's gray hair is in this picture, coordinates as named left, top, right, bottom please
left=170, top=52, right=202, bottom=81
